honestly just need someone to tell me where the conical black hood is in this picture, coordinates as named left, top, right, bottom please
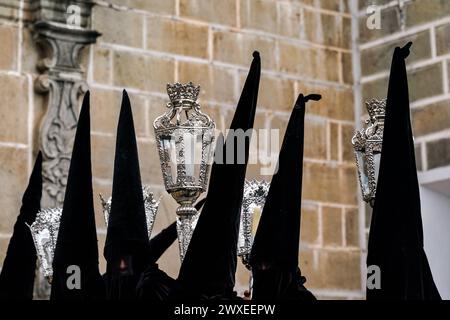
left=147, top=222, right=177, bottom=264
left=367, top=42, right=441, bottom=300
left=0, top=152, right=42, bottom=300
left=147, top=200, right=206, bottom=264
left=250, top=94, right=320, bottom=300
left=103, top=91, right=150, bottom=299
left=51, top=92, right=105, bottom=300
left=175, top=52, right=261, bottom=299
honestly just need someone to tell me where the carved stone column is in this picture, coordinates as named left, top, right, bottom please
left=30, top=0, right=100, bottom=298
left=32, top=0, right=100, bottom=208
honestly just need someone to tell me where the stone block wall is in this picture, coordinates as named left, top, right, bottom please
left=0, top=0, right=363, bottom=299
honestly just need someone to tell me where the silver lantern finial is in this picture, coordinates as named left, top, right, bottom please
left=238, top=179, right=270, bottom=269
left=352, top=98, right=386, bottom=207
left=100, top=186, right=160, bottom=239
left=27, top=207, right=63, bottom=283
left=154, top=82, right=215, bottom=261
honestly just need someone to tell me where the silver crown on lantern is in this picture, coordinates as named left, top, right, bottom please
left=99, top=186, right=160, bottom=239
left=352, top=98, right=386, bottom=206
left=27, top=207, right=63, bottom=283
left=238, top=179, right=270, bottom=269
left=167, top=82, right=201, bottom=105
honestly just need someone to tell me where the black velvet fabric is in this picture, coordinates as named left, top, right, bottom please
left=147, top=222, right=177, bottom=264
left=0, top=153, right=42, bottom=300
left=172, top=52, right=261, bottom=300
left=136, top=199, right=207, bottom=301
left=250, top=94, right=319, bottom=301
left=366, top=42, right=441, bottom=300
left=103, top=90, right=150, bottom=300
left=50, top=92, right=105, bottom=300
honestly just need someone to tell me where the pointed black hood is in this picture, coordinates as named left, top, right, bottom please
left=250, top=94, right=320, bottom=300
left=0, top=152, right=42, bottom=300
left=136, top=199, right=207, bottom=301
left=50, top=92, right=105, bottom=300
left=103, top=90, right=150, bottom=300
left=174, top=52, right=261, bottom=299
left=367, top=42, right=441, bottom=300
left=147, top=222, right=177, bottom=264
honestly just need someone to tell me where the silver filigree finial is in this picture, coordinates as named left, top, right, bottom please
left=238, top=179, right=271, bottom=269
left=100, top=186, right=160, bottom=239
left=166, top=82, right=200, bottom=105
left=352, top=98, right=386, bottom=206
left=27, top=207, right=63, bottom=282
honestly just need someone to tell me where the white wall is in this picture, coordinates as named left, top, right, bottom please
left=420, top=186, right=450, bottom=299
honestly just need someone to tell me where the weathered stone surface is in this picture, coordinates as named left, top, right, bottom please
left=0, top=25, right=17, bottom=71
left=342, top=124, right=355, bottom=162
left=408, top=63, right=443, bottom=102
left=277, top=2, right=303, bottom=39
left=319, top=13, right=345, bottom=48
left=342, top=52, right=353, bottom=85
left=323, top=206, right=343, bottom=246
left=146, top=17, right=209, bottom=59
left=301, top=204, right=320, bottom=245
left=91, top=134, right=116, bottom=181
left=138, top=140, right=164, bottom=185
left=213, top=31, right=277, bottom=70
left=436, top=23, right=450, bottom=56
left=320, top=0, right=346, bottom=12
left=279, top=42, right=340, bottom=82
left=361, top=31, right=431, bottom=76
left=362, top=76, right=387, bottom=103
left=178, top=62, right=237, bottom=104
left=92, top=47, right=110, bottom=84
left=427, top=138, right=450, bottom=170
left=330, top=122, right=339, bottom=161
left=412, top=99, right=450, bottom=137
left=304, top=119, right=327, bottom=159
left=300, top=248, right=362, bottom=290
left=405, top=0, right=450, bottom=28
left=180, top=0, right=236, bottom=26
left=0, top=74, right=28, bottom=144
left=303, top=162, right=358, bottom=205
left=241, top=0, right=277, bottom=34
left=317, top=250, right=361, bottom=290
left=345, top=208, right=359, bottom=247
left=0, top=147, right=28, bottom=233
left=109, top=0, right=175, bottom=14
left=113, top=51, right=175, bottom=93
left=93, top=6, right=143, bottom=48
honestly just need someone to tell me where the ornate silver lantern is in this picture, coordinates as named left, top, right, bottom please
left=27, top=207, right=63, bottom=283
left=154, top=82, right=215, bottom=261
left=100, top=186, right=160, bottom=239
left=238, top=180, right=270, bottom=269
left=351, top=99, right=386, bottom=207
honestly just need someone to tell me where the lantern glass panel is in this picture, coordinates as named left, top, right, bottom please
left=184, top=131, right=203, bottom=184
left=373, top=153, right=381, bottom=188
left=356, top=151, right=369, bottom=197
left=161, top=135, right=178, bottom=186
